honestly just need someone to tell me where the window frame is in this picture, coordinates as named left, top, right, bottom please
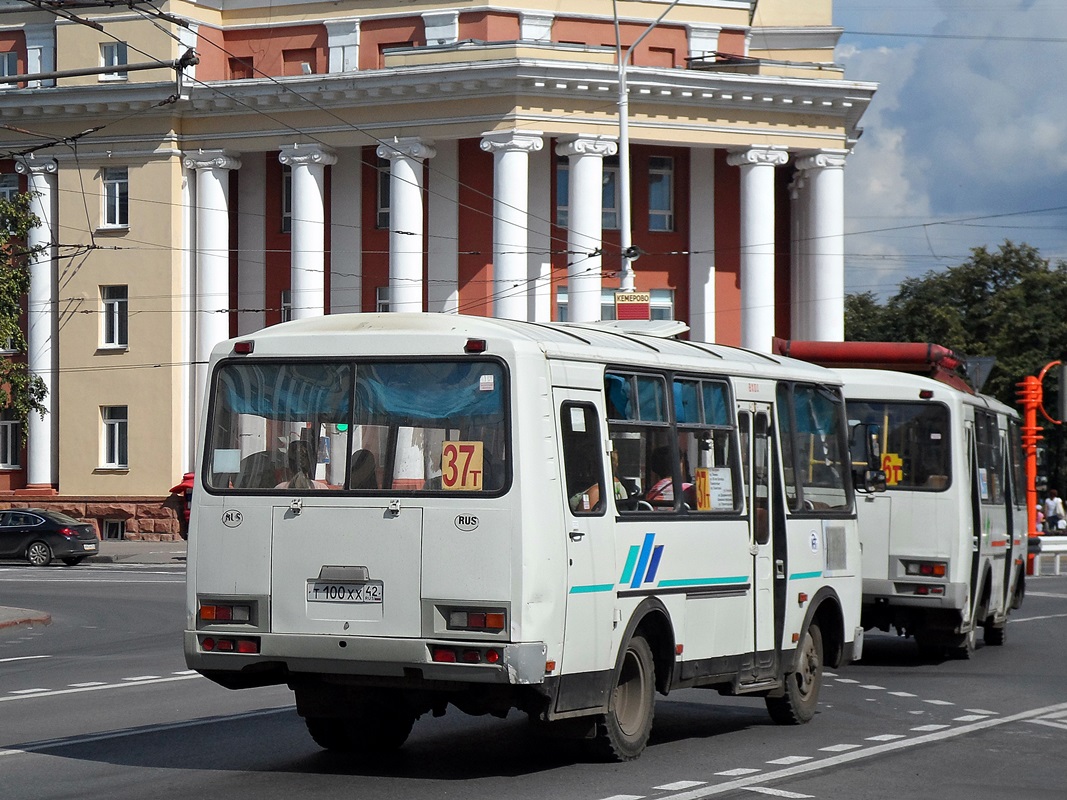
left=102, top=167, right=129, bottom=228
left=100, top=41, right=128, bottom=81
left=376, top=157, right=390, bottom=229
left=648, top=155, right=675, bottom=232
left=0, top=418, right=20, bottom=468
left=101, top=405, right=129, bottom=469
left=101, top=285, right=129, bottom=348
left=0, top=51, right=18, bottom=89
left=281, top=164, right=292, bottom=233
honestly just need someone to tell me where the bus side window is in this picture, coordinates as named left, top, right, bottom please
left=561, top=403, right=606, bottom=515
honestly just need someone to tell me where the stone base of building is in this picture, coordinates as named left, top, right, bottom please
left=0, top=495, right=186, bottom=541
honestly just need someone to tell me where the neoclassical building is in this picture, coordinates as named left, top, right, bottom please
left=0, top=0, right=874, bottom=535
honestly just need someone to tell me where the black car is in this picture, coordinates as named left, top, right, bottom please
left=0, top=509, right=100, bottom=566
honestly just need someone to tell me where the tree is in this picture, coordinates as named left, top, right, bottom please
left=0, top=191, right=47, bottom=437
left=845, top=240, right=1067, bottom=489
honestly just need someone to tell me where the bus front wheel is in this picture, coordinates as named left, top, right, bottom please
left=766, top=622, right=823, bottom=725
left=593, top=635, right=656, bottom=761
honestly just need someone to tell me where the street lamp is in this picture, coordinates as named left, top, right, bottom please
left=612, top=0, right=682, bottom=292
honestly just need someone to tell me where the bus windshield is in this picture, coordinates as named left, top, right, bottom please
left=204, top=359, right=508, bottom=493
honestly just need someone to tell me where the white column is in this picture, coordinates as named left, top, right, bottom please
left=556, top=135, right=617, bottom=323
left=279, top=145, right=336, bottom=320
left=427, top=140, right=459, bottom=313
left=14, top=156, right=58, bottom=488
left=688, top=148, right=715, bottom=343
left=727, top=147, right=788, bottom=352
left=326, top=20, right=360, bottom=72
left=183, top=151, right=240, bottom=427
left=528, top=144, right=552, bottom=322
left=330, top=148, right=363, bottom=314
left=236, top=154, right=266, bottom=334
left=788, top=170, right=807, bottom=339
left=796, top=150, right=847, bottom=342
left=481, top=130, right=544, bottom=321
left=377, top=138, right=435, bottom=313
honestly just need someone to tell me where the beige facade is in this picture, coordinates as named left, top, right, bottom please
left=0, top=0, right=874, bottom=537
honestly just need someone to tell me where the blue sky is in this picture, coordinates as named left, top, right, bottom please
left=832, top=0, right=1067, bottom=298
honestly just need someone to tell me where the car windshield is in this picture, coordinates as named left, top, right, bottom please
left=204, top=359, right=509, bottom=494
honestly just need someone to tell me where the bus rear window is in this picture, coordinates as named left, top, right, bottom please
left=204, top=360, right=508, bottom=494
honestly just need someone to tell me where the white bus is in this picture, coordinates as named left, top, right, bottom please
left=185, top=314, right=876, bottom=761
left=844, top=370, right=1027, bottom=656
left=775, top=340, right=1027, bottom=658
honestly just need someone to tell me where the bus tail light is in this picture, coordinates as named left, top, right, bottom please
left=200, top=635, right=260, bottom=654
left=903, top=560, right=947, bottom=578
left=199, top=603, right=251, bottom=623
left=446, top=608, right=506, bottom=632
left=430, top=646, right=504, bottom=665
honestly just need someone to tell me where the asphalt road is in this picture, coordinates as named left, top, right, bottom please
left=1, top=563, right=1066, bottom=800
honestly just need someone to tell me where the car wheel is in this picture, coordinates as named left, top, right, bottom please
left=26, top=541, right=53, bottom=567
left=61, top=556, right=87, bottom=566
left=766, top=622, right=823, bottom=724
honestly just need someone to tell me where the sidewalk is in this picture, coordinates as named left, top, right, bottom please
left=0, top=539, right=188, bottom=631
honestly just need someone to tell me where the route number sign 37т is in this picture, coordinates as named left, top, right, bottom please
left=306, top=581, right=384, bottom=603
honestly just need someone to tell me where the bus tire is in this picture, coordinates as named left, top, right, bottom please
left=305, top=717, right=355, bottom=752
left=949, top=625, right=976, bottom=660
left=592, top=635, right=656, bottom=761
left=766, top=622, right=823, bottom=725
left=305, top=701, right=415, bottom=753
left=983, top=621, right=1007, bottom=646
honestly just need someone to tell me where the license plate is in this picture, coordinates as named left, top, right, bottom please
left=307, top=581, right=383, bottom=604
left=83, top=543, right=97, bottom=551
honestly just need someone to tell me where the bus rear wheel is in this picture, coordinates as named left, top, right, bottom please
left=983, top=620, right=1006, bottom=646
left=766, top=622, right=823, bottom=725
left=592, top=635, right=656, bottom=761
left=305, top=698, right=415, bottom=754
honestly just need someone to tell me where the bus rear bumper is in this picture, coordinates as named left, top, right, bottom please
left=184, top=631, right=549, bottom=688
left=862, top=579, right=968, bottom=610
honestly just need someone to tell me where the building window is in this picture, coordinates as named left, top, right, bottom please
left=281, top=289, right=292, bottom=322
left=0, top=51, right=18, bottom=88
left=0, top=415, right=19, bottom=468
left=101, top=285, right=128, bottom=348
left=101, top=42, right=128, bottom=80
left=649, top=156, right=674, bottom=232
left=555, top=158, right=620, bottom=230
left=0, top=173, right=17, bottom=202
left=103, top=519, right=126, bottom=540
left=282, top=48, right=316, bottom=76
left=376, top=286, right=390, bottom=313
left=102, top=405, right=128, bottom=468
left=102, top=167, right=129, bottom=228
left=228, top=57, right=254, bottom=80
left=556, top=288, right=674, bottom=322
left=281, top=165, right=292, bottom=233
left=376, top=157, right=390, bottom=229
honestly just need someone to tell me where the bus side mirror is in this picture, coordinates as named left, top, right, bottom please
left=849, top=423, right=886, bottom=494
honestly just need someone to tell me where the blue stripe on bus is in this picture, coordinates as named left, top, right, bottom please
left=657, top=576, right=748, bottom=588
left=569, top=584, right=616, bottom=594
left=630, top=532, right=656, bottom=589
left=645, top=544, right=664, bottom=584
left=790, top=570, right=823, bottom=580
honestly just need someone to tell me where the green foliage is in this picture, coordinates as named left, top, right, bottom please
left=845, top=240, right=1067, bottom=487
left=0, top=191, right=47, bottom=434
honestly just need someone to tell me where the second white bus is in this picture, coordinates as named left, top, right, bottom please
left=185, top=314, right=877, bottom=760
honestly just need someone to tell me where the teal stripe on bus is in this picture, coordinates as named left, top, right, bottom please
left=569, top=584, right=616, bottom=594
left=619, top=545, right=640, bottom=585
left=658, top=576, right=748, bottom=588
left=790, top=570, right=823, bottom=580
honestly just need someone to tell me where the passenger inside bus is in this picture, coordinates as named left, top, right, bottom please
left=645, top=446, right=694, bottom=507
left=276, top=441, right=329, bottom=490
left=348, top=449, right=378, bottom=490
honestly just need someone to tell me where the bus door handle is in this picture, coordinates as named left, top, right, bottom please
left=569, top=529, right=585, bottom=542
left=775, top=559, right=785, bottom=578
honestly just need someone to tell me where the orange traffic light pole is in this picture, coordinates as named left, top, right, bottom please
left=1017, top=361, right=1062, bottom=541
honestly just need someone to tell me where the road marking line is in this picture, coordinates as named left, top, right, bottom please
left=766, top=756, right=812, bottom=765
left=9, top=689, right=49, bottom=695
left=859, top=684, right=885, bottom=690
left=911, top=724, right=949, bottom=731
left=172, top=670, right=196, bottom=676
left=0, top=706, right=293, bottom=758
left=965, top=708, right=997, bottom=715
left=597, top=795, right=644, bottom=800
left=644, top=701, right=1067, bottom=800
left=657, top=782, right=706, bottom=791
left=715, top=768, right=762, bottom=777
left=0, top=655, right=51, bottom=664
left=833, top=678, right=859, bottom=684
left=122, top=676, right=161, bottom=682
left=953, top=714, right=989, bottom=722
left=819, top=743, right=861, bottom=752
left=888, top=691, right=916, bottom=697
left=865, top=734, right=905, bottom=741
left=0, top=673, right=200, bottom=703
left=1030, top=719, right=1067, bottom=731
left=923, top=699, right=954, bottom=706
left=1008, top=612, right=1067, bottom=622
left=741, top=788, right=814, bottom=798
left=67, top=682, right=106, bottom=688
